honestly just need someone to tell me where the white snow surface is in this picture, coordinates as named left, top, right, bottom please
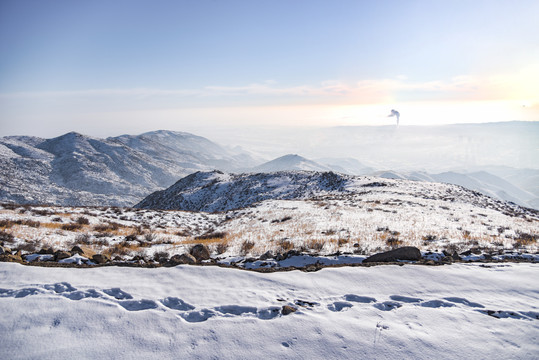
left=0, top=262, right=538, bottom=359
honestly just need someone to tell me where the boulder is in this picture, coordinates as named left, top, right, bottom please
left=166, top=253, right=196, bottom=267
left=92, top=253, right=110, bottom=264
left=54, top=250, right=71, bottom=261
left=71, top=246, right=84, bottom=255
left=71, top=245, right=96, bottom=259
left=259, top=251, right=274, bottom=260
left=363, top=246, right=422, bottom=263
left=281, top=305, right=297, bottom=315
left=38, top=247, right=55, bottom=255
left=0, top=246, right=4, bottom=255
left=190, top=244, right=210, bottom=262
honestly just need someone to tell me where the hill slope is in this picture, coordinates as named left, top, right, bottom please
left=135, top=170, right=537, bottom=219
left=0, top=130, right=257, bottom=206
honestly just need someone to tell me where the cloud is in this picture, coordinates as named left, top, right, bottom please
left=1, top=65, right=537, bottom=106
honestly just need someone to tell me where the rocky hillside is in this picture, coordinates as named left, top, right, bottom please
left=0, top=131, right=258, bottom=207
left=135, top=170, right=538, bottom=219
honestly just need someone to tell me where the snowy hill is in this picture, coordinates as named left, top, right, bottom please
left=251, top=154, right=332, bottom=172
left=135, top=170, right=536, bottom=221
left=0, top=131, right=257, bottom=207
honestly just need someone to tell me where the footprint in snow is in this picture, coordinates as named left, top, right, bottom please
left=103, top=288, right=133, bottom=300
left=479, top=310, right=538, bottom=321
left=160, top=297, right=195, bottom=311
left=419, top=300, right=456, bottom=308
left=63, top=289, right=102, bottom=301
left=119, top=299, right=159, bottom=311
left=343, top=294, right=377, bottom=303
left=373, top=301, right=402, bottom=311
left=180, top=309, right=216, bottom=323
left=257, top=306, right=281, bottom=320
left=0, top=287, right=43, bottom=298
left=215, top=305, right=257, bottom=316
left=443, top=297, right=484, bottom=308
left=328, top=301, right=353, bottom=312
left=44, top=282, right=76, bottom=293
left=390, top=295, right=422, bottom=303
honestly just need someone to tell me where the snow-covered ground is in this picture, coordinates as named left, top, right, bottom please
left=1, top=262, right=537, bottom=359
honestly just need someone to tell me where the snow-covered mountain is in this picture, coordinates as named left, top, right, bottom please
left=135, top=170, right=536, bottom=218
left=0, top=130, right=258, bottom=207
left=251, top=154, right=332, bottom=172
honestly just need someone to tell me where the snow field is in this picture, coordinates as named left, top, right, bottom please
left=0, top=262, right=538, bottom=359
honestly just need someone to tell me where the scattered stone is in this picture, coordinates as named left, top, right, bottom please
left=166, top=253, right=196, bottom=267
left=363, top=246, right=422, bottom=263
left=441, top=256, right=453, bottom=264
left=260, top=251, right=274, bottom=260
left=92, top=253, right=110, bottom=264
left=281, top=305, right=297, bottom=315
left=71, top=245, right=96, bottom=259
left=284, top=250, right=300, bottom=259
left=38, top=247, right=55, bottom=255
left=54, top=250, right=71, bottom=261
left=190, top=244, right=210, bottom=262
left=71, top=246, right=84, bottom=255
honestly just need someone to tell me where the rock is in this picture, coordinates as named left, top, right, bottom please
left=281, top=305, right=297, bottom=315
left=71, top=245, right=96, bottom=259
left=284, top=249, right=300, bottom=259
left=38, top=247, right=54, bottom=255
left=363, top=246, right=422, bottom=263
left=452, top=252, right=461, bottom=261
left=190, top=244, right=210, bottom=262
left=259, top=251, right=274, bottom=260
left=166, top=253, right=197, bottom=267
left=71, top=246, right=84, bottom=255
left=0, top=246, right=4, bottom=255
left=54, top=250, right=71, bottom=261
left=441, top=256, right=453, bottom=264
left=92, top=253, right=110, bottom=264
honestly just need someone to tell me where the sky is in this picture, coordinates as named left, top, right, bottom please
left=0, top=0, right=538, bottom=138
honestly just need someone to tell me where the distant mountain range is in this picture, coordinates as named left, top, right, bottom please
left=250, top=154, right=539, bottom=209
left=0, top=130, right=258, bottom=206
left=1, top=127, right=538, bottom=210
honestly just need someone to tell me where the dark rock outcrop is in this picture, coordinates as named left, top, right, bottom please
left=363, top=246, right=422, bottom=263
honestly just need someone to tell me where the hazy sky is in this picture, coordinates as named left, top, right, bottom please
left=1, top=0, right=538, bottom=138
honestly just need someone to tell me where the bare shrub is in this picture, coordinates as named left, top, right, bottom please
left=216, top=242, right=229, bottom=255
left=240, top=240, right=255, bottom=255
left=75, top=233, right=92, bottom=245
left=278, top=239, right=294, bottom=253
left=386, top=237, right=402, bottom=248
left=144, top=232, right=155, bottom=242
left=61, top=223, right=83, bottom=231
left=0, top=220, right=15, bottom=228
left=306, top=239, right=325, bottom=252
left=338, top=238, right=349, bottom=246
left=93, top=222, right=120, bottom=233
left=76, top=216, right=90, bottom=225
left=22, top=220, right=41, bottom=228
left=195, top=231, right=227, bottom=240
left=51, top=217, right=63, bottom=223
left=0, top=230, right=15, bottom=244
left=513, top=232, right=537, bottom=247
left=15, top=240, right=39, bottom=253
left=32, top=209, right=52, bottom=216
